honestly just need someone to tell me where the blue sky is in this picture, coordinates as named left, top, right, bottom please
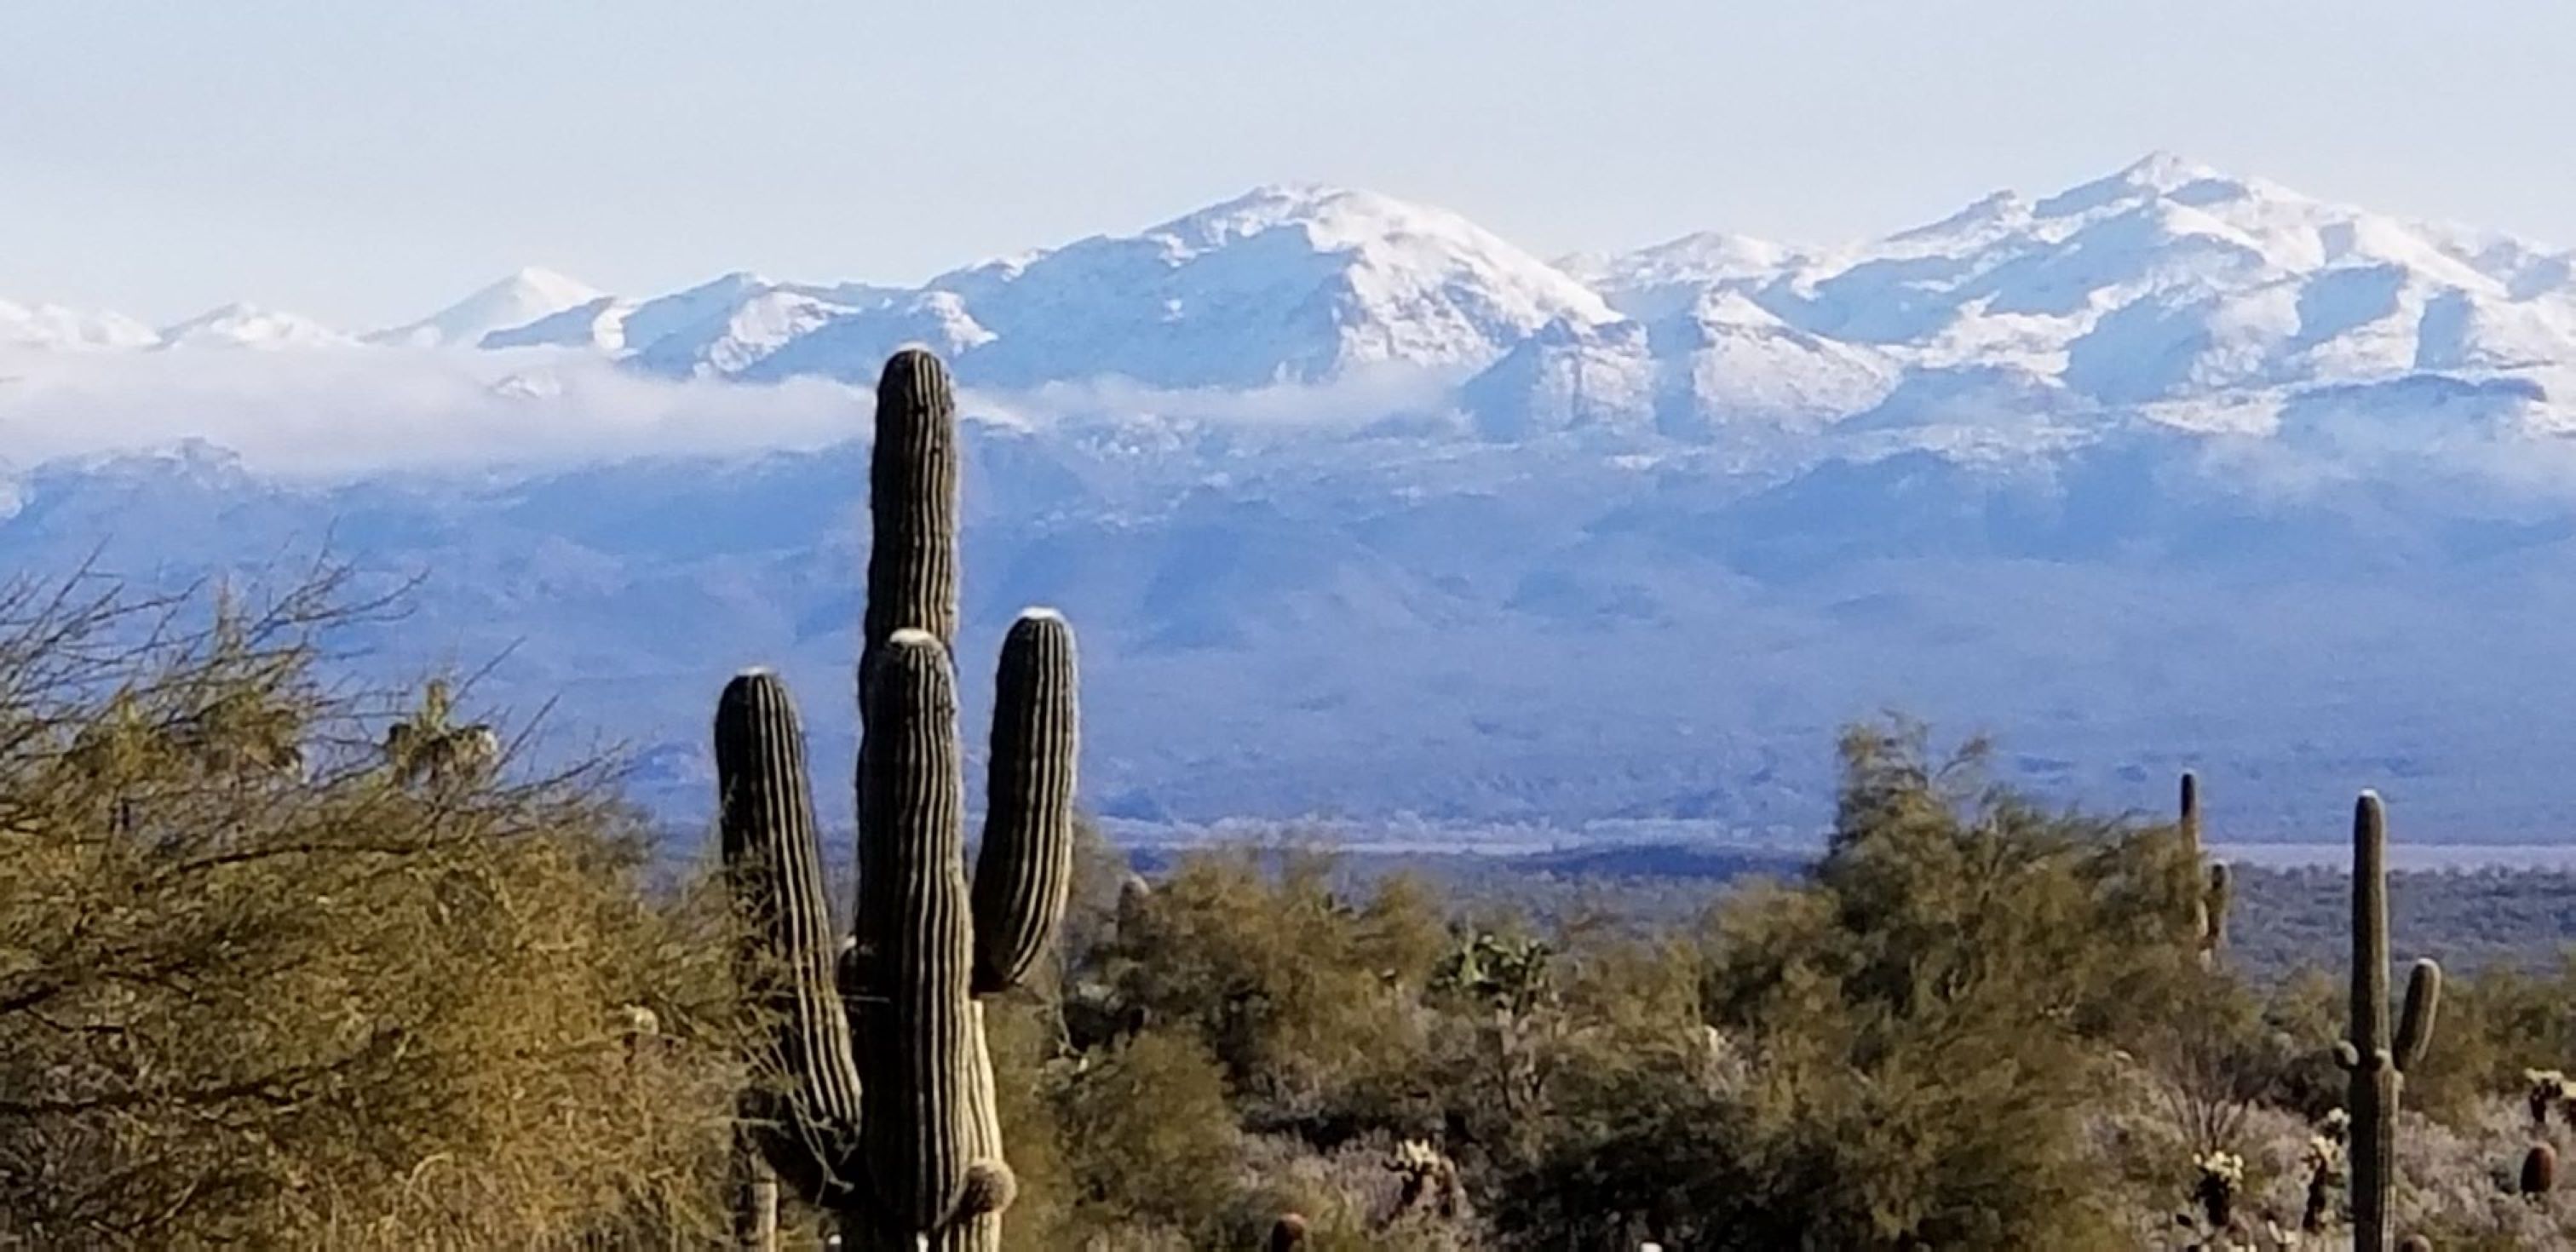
left=5, top=1, right=2569, bottom=326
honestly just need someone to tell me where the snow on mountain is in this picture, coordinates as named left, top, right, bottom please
left=26, top=156, right=2576, bottom=838
left=1650, top=294, right=1901, bottom=434
left=155, top=302, right=351, bottom=350
left=1460, top=318, right=1658, bottom=439
left=1707, top=155, right=2570, bottom=392
left=733, top=290, right=996, bottom=385
left=368, top=267, right=603, bottom=348
left=584, top=272, right=934, bottom=376
left=1463, top=293, right=1897, bottom=444
left=20, top=153, right=2576, bottom=453
left=1562, top=232, right=1811, bottom=323
left=0, top=299, right=158, bottom=352
left=737, top=184, right=1622, bottom=389
left=628, top=284, right=860, bottom=378
left=480, top=296, right=632, bottom=352
left=612, top=273, right=779, bottom=361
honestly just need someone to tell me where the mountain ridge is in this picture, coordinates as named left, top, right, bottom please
left=9, top=153, right=2570, bottom=460
left=7, top=156, right=2576, bottom=838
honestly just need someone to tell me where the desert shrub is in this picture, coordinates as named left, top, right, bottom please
left=1492, top=719, right=2199, bottom=1249
left=1097, top=845, right=1443, bottom=1139
left=0, top=571, right=739, bottom=1248
left=1049, top=1025, right=1243, bottom=1244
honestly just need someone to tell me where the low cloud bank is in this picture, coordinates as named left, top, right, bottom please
left=0, top=346, right=867, bottom=478
left=0, top=347, right=1461, bottom=480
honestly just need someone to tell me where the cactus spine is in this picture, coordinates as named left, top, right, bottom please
left=714, top=349, right=1079, bottom=1252
left=2336, top=790, right=2441, bottom=1252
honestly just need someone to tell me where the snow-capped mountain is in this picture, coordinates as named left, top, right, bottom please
left=368, top=267, right=603, bottom=348
left=16, top=155, right=2576, bottom=841
left=20, top=157, right=2576, bottom=446
left=156, top=302, right=352, bottom=351
left=1557, top=152, right=2576, bottom=436
left=1561, top=231, right=1808, bottom=322
left=480, top=296, right=630, bottom=353
left=1463, top=293, right=1900, bottom=443
left=732, top=185, right=1621, bottom=388
left=552, top=158, right=2576, bottom=448
left=391, top=183, right=1627, bottom=386
left=627, top=275, right=867, bottom=377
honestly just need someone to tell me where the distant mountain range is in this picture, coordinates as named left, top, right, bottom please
left=7, top=154, right=2576, bottom=843
left=19, top=152, right=2576, bottom=439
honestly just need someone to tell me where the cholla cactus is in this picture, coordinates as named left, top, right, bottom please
left=2527, top=1068, right=2569, bottom=1130
left=2194, top=1149, right=2246, bottom=1230
left=2302, top=1132, right=2345, bottom=1234
left=2320, top=1107, right=2351, bottom=1146
left=1385, top=1139, right=1463, bottom=1221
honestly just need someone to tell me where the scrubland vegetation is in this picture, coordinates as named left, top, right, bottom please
left=17, top=347, right=2576, bottom=1250
left=14, top=576, right=2576, bottom=1249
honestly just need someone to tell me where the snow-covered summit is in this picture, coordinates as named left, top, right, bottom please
left=732, top=182, right=1623, bottom=388
left=1565, top=232, right=1808, bottom=323
left=369, top=267, right=603, bottom=348
left=857, top=183, right=1620, bottom=388
left=156, top=302, right=351, bottom=351
left=1551, top=152, right=2576, bottom=440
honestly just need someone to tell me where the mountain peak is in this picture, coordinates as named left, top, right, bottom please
left=370, top=267, right=606, bottom=347
left=2036, top=151, right=2257, bottom=218
left=489, top=267, right=602, bottom=307
left=158, top=302, right=349, bottom=350
left=2119, top=149, right=2223, bottom=192
left=1149, top=183, right=1468, bottom=256
left=1889, top=188, right=2033, bottom=245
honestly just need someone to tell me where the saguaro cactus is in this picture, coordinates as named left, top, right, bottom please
left=2180, top=771, right=2229, bottom=963
left=714, top=349, right=1080, bottom=1252
left=2336, top=791, right=2441, bottom=1252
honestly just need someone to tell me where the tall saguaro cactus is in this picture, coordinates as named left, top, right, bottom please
left=2336, top=790, right=2441, bottom=1252
left=714, top=349, right=1080, bottom=1252
left=2180, top=771, right=2229, bottom=964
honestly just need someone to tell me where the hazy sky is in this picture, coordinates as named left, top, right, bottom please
left=6, top=2, right=2571, bottom=327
